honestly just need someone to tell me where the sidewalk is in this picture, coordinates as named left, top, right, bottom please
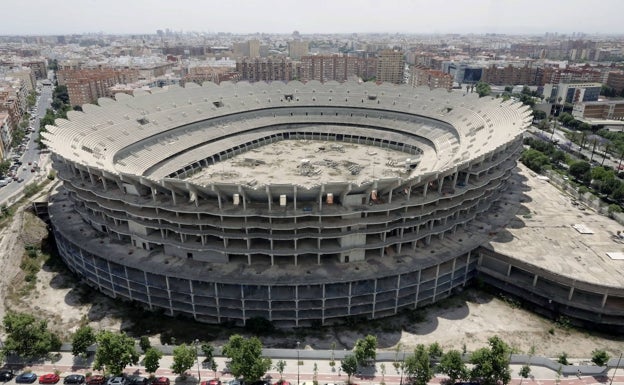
left=6, top=352, right=624, bottom=385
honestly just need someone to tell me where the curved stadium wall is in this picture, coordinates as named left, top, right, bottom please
left=44, top=81, right=531, bottom=327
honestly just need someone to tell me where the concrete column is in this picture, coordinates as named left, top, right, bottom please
left=533, top=274, right=539, bottom=287
left=214, top=282, right=221, bottom=323
left=568, top=287, right=575, bottom=301
left=372, top=278, right=378, bottom=318
left=266, top=185, right=272, bottom=211
left=507, top=264, right=512, bottom=277
left=602, top=292, right=608, bottom=308
left=432, top=264, right=440, bottom=300
left=414, top=269, right=422, bottom=308
left=293, top=185, right=297, bottom=210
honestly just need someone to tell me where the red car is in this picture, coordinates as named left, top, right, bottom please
left=86, top=376, right=106, bottom=385
left=39, top=374, right=60, bottom=384
left=201, top=380, right=221, bottom=385
left=152, top=378, right=170, bottom=385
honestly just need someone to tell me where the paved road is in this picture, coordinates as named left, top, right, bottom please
left=5, top=353, right=624, bottom=385
left=0, top=82, right=53, bottom=206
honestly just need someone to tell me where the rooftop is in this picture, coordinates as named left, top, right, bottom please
left=485, top=166, right=624, bottom=288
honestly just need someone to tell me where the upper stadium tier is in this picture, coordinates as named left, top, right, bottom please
left=43, top=81, right=534, bottom=327
left=44, top=80, right=530, bottom=188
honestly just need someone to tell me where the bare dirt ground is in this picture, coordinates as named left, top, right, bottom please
left=2, top=203, right=624, bottom=359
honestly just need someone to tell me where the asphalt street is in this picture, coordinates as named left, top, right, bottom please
left=3, top=352, right=624, bottom=385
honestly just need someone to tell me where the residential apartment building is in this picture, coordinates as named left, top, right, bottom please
left=481, top=64, right=540, bottom=86
left=23, top=60, right=47, bottom=79
left=573, top=100, right=624, bottom=120
left=299, top=55, right=377, bottom=83
left=376, top=50, right=405, bottom=84
left=236, top=58, right=299, bottom=82
left=0, top=113, right=10, bottom=160
left=233, top=40, right=261, bottom=58
left=58, top=68, right=140, bottom=106
left=288, top=40, right=309, bottom=60
left=607, top=71, right=624, bottom=94
left=409, top=66, right=453, bottom=91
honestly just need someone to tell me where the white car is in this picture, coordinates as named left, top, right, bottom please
left=107, top=377, right=126, bottom=385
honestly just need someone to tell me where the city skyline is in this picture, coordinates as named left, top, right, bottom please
left=2, top=0, right=624, bottom=36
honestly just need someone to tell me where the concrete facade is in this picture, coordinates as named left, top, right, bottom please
left=44, top=81, right=534, bottom=327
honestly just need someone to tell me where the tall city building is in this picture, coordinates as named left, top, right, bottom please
left=376, top=50, right=405, bottom=84
left=288, top=40, right=309, bottom=60
left=410, top=66, right=453, bottom=91
left=300, top=55, right=377, bottom=83
left=57, top=68, right=140, bottom=107
left=236, top=58, right=299, bottom=82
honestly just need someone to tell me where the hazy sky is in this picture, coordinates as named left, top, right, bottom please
left=2, top=0, right=623, bottom=36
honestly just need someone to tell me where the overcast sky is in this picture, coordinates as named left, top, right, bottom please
left=2, top=0, right=623, bottom=36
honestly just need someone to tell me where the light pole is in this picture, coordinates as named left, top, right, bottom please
left=610, top=353, right=622, bottom=385
left=297, top=341, right=300, bottom=385
left=195, top=339, right=202, bottom=385
left=399, top=350, right=405, bottom=385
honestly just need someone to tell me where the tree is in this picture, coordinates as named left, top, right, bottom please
left=438, top=349, right=468, bottom=383
left=171, top=344, right=196, bottom=379
left=475, top=82, right=491, bottom=97
left=139, top=336, right=151, bottom=353
left=591, top=349, right=610, bottom=367
left=0, top=160, right=11, bottom=176
left=470, top=336, right=512, bottom=385
left=93, top=330, right=139, bottom=375
left=340, top=354, right=358, bottom=384
left=519, top=365, right=531, bottom=379
left=222, top=334, right=272, bottom=381
left=2, top=312, right=62, bottom=360
left=520, top=149, right=550, bottom=173
left=569, top=161, right=591, bottom=184
left=354, top=335, right=377, bottom=366
left=275, top=360, right=286, bottom=380
left=201, top=343, right=214, bottom=362
left=144, top=347, right=163, bottom=374
left=428, top=342, right=443, bottom=359
left=72, top=325, right=95, bottom=357
left=404, top=344, right=434, bottom=385
left=201, top=342, right=217, bottom=376
left=557, top=352, right=569, bottom=365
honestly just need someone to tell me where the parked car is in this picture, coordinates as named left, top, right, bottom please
left=16, top=372, right=38, bottom=384
left=106, top=377, right=126, bottom=385
left=86, top=376, right=107, bottom=385
left=0, top=370, right=14, bottom=382
left=64, top=375, right=86, bottom=384
left=39, top=373, right=60, bottom=384
left=201, top=380, right=221, bottom=385
left=249, top=381, right=270, bottom=385
left=126, top=376, right=148, bottom=385
left=151, top=378, right=169, bottom=385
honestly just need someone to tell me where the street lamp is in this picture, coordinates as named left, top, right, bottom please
left=297, top=341, right=300, bottom=385
left=399, top=351, right=405, bottom=385
left=610, top=353, right=622, bottom=385
left=195, top=339, right=202, bottom=385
